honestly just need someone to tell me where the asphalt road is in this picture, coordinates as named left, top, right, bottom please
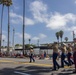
left=0, top=58, right=75, bottom=75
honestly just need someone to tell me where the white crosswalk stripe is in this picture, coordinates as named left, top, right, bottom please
left=14, top=71, right=30, bottom=75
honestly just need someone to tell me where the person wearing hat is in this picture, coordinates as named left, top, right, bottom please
left=52, top=42, right=60, bottom=70
left=29, top=47, right=35, bottom=63
left=67, top=47, right=74, bottom=66
left=61, top=45, right=69, bottom=68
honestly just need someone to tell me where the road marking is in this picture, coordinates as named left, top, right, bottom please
left=0, top=60, right=74, bottom=68
left=23, top=63, right=53, bottom=67
left=0, top=60, right=52, bottom=67
left=14, top=71, right=30, bottom=75
left=0, top=60, right=14, bottom=62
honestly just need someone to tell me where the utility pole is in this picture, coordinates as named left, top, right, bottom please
left=7, top=5, right=10, bottom=54
left=23, top=0, right=25, bottom=55
left=12, top=28, right=15, bottom=51
left=73, top=31, right=75, bottom=45
left=73, top=31, right=75, bottom=40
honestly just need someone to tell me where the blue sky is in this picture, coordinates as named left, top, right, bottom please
left=1, top=0, right=76, bottom=46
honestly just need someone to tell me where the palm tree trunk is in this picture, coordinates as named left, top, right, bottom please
left=0, top=4, right=4, bottom=53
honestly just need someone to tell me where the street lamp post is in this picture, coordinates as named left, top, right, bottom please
left=23, top=0, right=25, bottom=55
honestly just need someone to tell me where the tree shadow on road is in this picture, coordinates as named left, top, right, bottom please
left=15, top=66, right=24, bottom=69
left=25, top=66, right=52, bottom=75
left=0, top=65, right=75, bottom=75
left=0, top=65, right=53, bottom=75
left=56, top=72, right=74, bottom=75
left=51, top=68, right=75, bottom=75
left=0, top=65, right=27, bottom=75
left=0, top=68, right=15, bottom=75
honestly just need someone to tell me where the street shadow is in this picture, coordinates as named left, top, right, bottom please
left=0, top=66, right=52, bottom=75
left=56, top=73, right=74, bottom=75
left=15, top=66, right=24, bottom=69
left=0, top=68, right=15, bottom=75
left=0, top=65, right=26, bottom=75
left=25, top=66, right=52, bottom=75
left=50, top=68, right=75, bottom=75
left=0, top=65, right=75, bottom=75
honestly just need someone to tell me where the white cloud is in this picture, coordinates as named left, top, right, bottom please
left=66, top=26, right=76, bottom=31
left=46, top=13, right=66, bottom=29
left=12, top=0, right=19, bottom=10
left=10, top=12, right=23, bottom=24
left=13, top=5, right=19, bottom=10
left=10, top=12, right=22, bottom=19
left=46, top=12, right=76, bottom=29
left=11, top=19, right=21, bottom=24
left=15, top=32, right=47, bottom=43
left=25, top=33, right=31, bottom=39
left=74, top=0, right=76, bottom=4
left=39, top=33, right=47, bottom=39
left=32, top=37, right=39, bottom=41
left=15, top=33, right=22, bottom=38
left=30, top=1, right=76, bottom=30
left=2, top=34, right=7, bottom=41
left=10, top=12, right=35, bottom=26
left=32, top=33, right=47, bottom=41
left=25, top=17, right=35, bottom=25
left=30, top=0, right=48, bottom=23
left=16, top=32, right=31, bottom=40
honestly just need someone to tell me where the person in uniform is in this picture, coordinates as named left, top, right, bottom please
left=67, top=47, right=74, bottom=66
left=61, top=44, right=69, bottom=68
left=52, top=42, right=60, bottom=70
left=73, top=44, right=76, bottom=73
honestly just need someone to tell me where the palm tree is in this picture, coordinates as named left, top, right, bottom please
left=59, top=30, right=64, bottom=45
left=0, top=0, right=5, bottom=53
left=65, top=37, right=68, bottom=43
left=5, top=0, right=12, bottom=54
left=56, top=32, right=60, bottom=45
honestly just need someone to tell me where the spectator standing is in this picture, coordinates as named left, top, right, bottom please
left=44, top=51, right=46, bottom=58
